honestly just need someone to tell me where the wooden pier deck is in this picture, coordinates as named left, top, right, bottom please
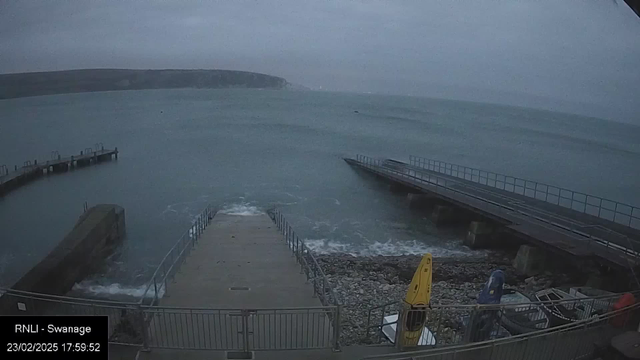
left=0, top=146, right=118, bottom=196
left=346, top=155, right=640, bottom=270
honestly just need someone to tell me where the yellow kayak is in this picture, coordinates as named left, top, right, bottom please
left=400, top=253, right=432, bottom=347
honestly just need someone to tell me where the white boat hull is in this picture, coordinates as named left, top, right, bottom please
left=381, top=314, right=436, bottom=346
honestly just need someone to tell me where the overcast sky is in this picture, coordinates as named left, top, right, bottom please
left=1, top=0, right=639, bottom=122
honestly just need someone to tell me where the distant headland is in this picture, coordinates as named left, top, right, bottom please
left=0, top=69, right=295, bottom=99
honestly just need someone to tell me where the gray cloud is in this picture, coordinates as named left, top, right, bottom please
left=1, top=0, right=639, bottom=122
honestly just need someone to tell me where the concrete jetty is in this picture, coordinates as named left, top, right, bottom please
left=0, top=145, right=118, bottom=196
left=345, top=155, right=640, bottom=274
left=160, top=214, right=321, bottom=308
left=142, top=213, right=335, bottom=356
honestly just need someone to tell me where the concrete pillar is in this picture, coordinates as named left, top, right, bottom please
left=407, top=193, right=433, bottom=210
left=431, top=205, right=454, bottom=225
left=389, top=183, right=410, bottom=194
left=513, top=245, right=547, bottom=276
left=464, top=221, right=495, bottom=249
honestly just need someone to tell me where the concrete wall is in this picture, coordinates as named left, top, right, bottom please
left=0, top=204, right=125, bottom=314
left=513, top=245, right=546, bottom=276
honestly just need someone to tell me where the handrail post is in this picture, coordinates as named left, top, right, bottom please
left=395, top=306, right=405, bottom=351
left=138, top=305, right=150, bottom=350
left=333, top=305, right=341, bottom=352
left=242, top=309, right=250, bottom=353
left=153, top=278, right=159, bottom=305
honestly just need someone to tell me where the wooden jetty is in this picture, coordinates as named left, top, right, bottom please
left=0, top=145, right=118, bottom=196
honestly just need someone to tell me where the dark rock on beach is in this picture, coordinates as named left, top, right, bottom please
left=316, top=252, right=581, bottom=346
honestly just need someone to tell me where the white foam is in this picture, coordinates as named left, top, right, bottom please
left=219, top=203, right=263, bottom=216
left=303, top=239, right=475, bottom=257
left=305, top=239, right=354, bottom=254
left=72, top=281, right=165, bottom=299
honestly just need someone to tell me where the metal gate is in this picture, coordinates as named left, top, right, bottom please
left=143, top=306, right=339, bottom=351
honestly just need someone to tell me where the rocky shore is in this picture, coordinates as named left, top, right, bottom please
left=316, top=252, right=581, bottom=345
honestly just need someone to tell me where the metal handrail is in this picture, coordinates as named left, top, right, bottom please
left=0, top=287, right=139, bottom=307
left=268, top=209, right=341, bottom=307
left=0, top=144, right=116, bottom=180
left=360, top=299, right=640, bottom=360
left=354, top=155, right=639, bottom=259
left=139, top=304, right=337, bottom=311
left=409, top=155, right=640, bottom=229
left=267, top=209, right=342, bottom=350
left=363, top=289, right=638, bottom=342
left=403, top=159, right=640, bottom=258
left=139, top=204, right=215, bottom=305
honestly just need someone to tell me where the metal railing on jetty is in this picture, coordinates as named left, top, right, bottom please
left=137, top=207, right=341, bottom=352
left=363, top=290, right=640, bottom=348
left=0, top=287, right=144, bottom=345
left=0, top=204, right=216, bottom=347
left=408, top=155, right=640, bottom=230
left=361, top=300, right=640, bottom=360
left=268, top=209, right=342, bottom=350
left=0, top=205, right=343, bottom=352
left=2, top=201, right=639, bottom=355
left=0, top=143, right=118, bottom=184
left=139, top=205, right=214, bottom=306
left=0, top=143, right=119, bottom=197
left=268, top=208, right=341, bottom=308
left=354, top=155, right=640, bottom=259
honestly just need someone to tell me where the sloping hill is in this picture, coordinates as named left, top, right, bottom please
left=0, top=69, right=290, bottom=99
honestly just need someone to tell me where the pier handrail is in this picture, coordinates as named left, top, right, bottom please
left=354, top=155, right=640, bottom=259
left=360, top=299, right=640, bottom=360
left=409, top=155, right=640, bottom=230
left=403, top=157, right=640, bottom=257
left=268, top=209, right=342, bottom=350
left=0, top=144, right=118, bottom=186
left=268, top=209, right=341, bottom=307
left=0, top=287, right=140, bottom=307
left=139, top=204, right=215, bottom=306
left=363, top=290, right=640, bottom=344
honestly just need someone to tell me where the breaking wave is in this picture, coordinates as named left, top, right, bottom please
left=72, top=281, right=165, bottom=299
left=303, top=239, right=475, bottom=257
left=219, top=203, right=263, bottom=216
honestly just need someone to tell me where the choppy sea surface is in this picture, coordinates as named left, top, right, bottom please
left=1, top=89, right=638, bottom=299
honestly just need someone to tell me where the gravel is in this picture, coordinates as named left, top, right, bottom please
left=316, top=252, right=581, bottom=346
